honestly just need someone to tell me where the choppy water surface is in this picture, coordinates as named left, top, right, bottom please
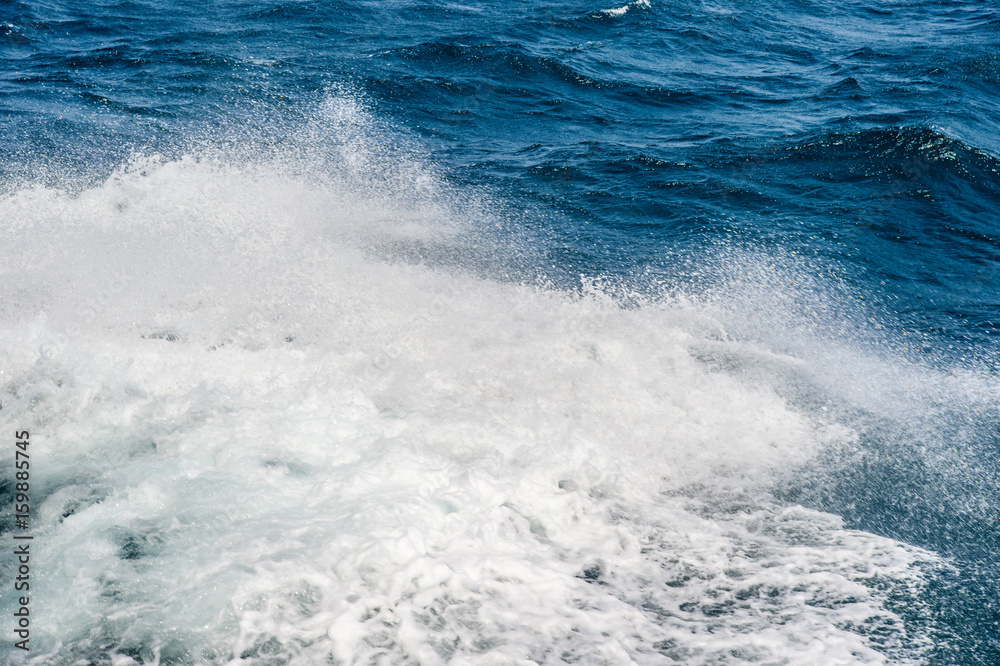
left=1, top=1, right=998, bottom=664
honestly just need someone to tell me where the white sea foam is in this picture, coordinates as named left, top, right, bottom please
left=0, top=98, right=940, bottom=665
left=599, top=0, right=650, bottom=18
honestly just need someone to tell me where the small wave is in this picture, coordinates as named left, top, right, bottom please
left=599, top=0, right=650, bottom=17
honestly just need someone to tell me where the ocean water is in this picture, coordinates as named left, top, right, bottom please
left=0, top=0, right=998, bottom=664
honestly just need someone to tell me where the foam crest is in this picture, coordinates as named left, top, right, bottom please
left=599, top=0, right=651, bottom=17
left=0, top=97, right=939, bottom=664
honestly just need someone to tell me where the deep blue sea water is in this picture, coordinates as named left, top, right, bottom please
left=1, top=1, right=999, bottom=664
